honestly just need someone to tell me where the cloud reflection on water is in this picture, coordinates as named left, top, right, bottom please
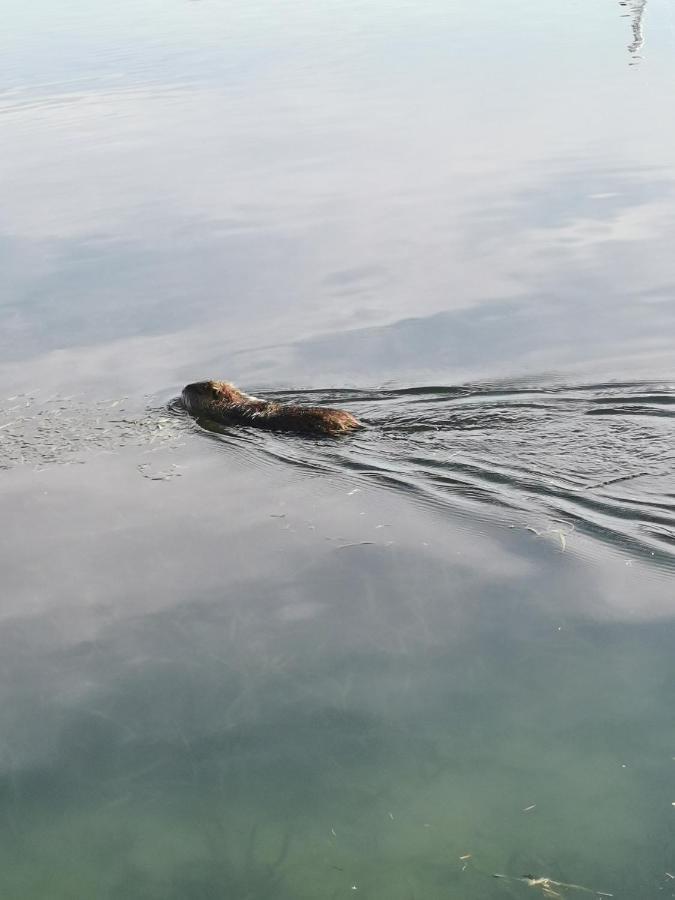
left=2, top=0, right=675, bottom=894
left=1, top=448, right=673, bottom=898
left=1, top=149, right=674, bottom=392
left=2, top=0, right=675, bottom=390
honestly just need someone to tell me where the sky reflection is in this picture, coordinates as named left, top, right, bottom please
left=2, top=2, right=675, bottom=894
left=1, top=0, right=674, bottom=393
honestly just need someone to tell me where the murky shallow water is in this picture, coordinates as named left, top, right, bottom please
left=2, top=0, right=675, bottom=897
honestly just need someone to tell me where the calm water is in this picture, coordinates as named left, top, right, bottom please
left=2, top=0, right=675, bottom=897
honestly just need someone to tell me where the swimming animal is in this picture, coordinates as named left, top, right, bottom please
left=181, top=380, right=361, bottom=436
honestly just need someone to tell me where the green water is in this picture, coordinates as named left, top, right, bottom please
left=2, top=443, right=674, bottom=898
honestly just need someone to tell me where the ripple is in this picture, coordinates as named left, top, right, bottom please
left=4, top=380, right=674, bottom=569
left=203, top=379, right=675, bottom=569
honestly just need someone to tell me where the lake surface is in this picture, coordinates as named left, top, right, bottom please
left=2, top=0, right=675, bottom=897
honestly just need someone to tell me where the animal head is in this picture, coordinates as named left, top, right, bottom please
left=182, top=380, right=242, bottom=411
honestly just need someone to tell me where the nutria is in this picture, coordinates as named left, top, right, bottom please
left=181, top=380, right=361, bottom=436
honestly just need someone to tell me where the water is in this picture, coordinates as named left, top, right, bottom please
left=2, top=0, right=675, bottom=897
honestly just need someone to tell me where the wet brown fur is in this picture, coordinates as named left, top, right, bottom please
left=182, top=380, right=361, bottom=436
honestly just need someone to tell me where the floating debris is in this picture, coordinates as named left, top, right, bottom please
left=492, top=871, right=612, bottom=898
left=337, top=541, right=377, bottom=550
left=459, top=853, right=472, bottom=872
left=137, top=463, right=182, bottom=481
left=525, top=523, right=575, bottom=552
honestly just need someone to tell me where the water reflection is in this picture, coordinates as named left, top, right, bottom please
left=285, top=293, right=675, bottom=382
left=619, top=0, right=647, bottom=63
left=1, top=147, right=673, bottom=391
left=1, top=447, right=675, bottom=897
left=1, top=0, right=675, bottom=386
left=2, top=0, right=675, bottom=895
